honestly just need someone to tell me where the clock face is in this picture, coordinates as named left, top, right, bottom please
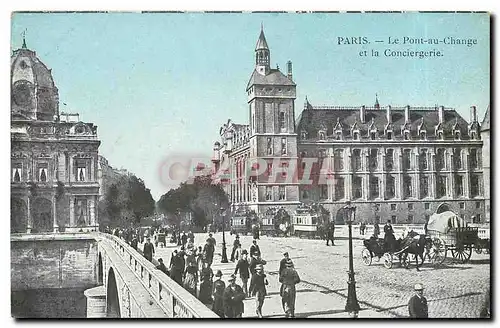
left=13, top=82, right=32, bottom=107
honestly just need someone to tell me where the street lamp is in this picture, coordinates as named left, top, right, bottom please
left=220, top=207, right=228, bottom=263
left=344, top=201, right=360, bottom=318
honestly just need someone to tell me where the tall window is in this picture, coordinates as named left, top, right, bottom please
left=419, top=149, right=428, bottom=171
left=470, top=148, right=479, bottom=169
left=420, top=176, right=429, bottom=198
left=402, top=149, right=411, bottom=170
left=320, top=184, right=328, bottom=200
left=334, top=149, right=344, bottom=171
left=353, top=176, right=362, bottom=199
left=12, top=164, right=22, bottom=182
left=453, top=148, right=462, bottom=170
left=335, top=177, right=345, bottom=200
left=279, top=186, right=286, bottom=200
left=279, top=111, right=286, bottom=131
left=265, top=186, right=273, bottom=201
left=267, top=162, right=273, bottom=176
left=352, top=149, right=362, bottom=171
left=281, top=138, right=287, bottom=155
left=369, top=149, right=378, bottom=170
left=403, top=175, right=412, bottom=199
left=437, top=175, right=447, bottom=198
left=369, top=176, right=379, bottom=199
left=267, top=137, right=273, bottom=155
left=471, top=175, right=481, bottom=197
left=385, top=149, right=394, bottom=171
left=455, top=175, right=463, bottom=197
left=386, top=176, right=395, bottom=199
left=37, top=163, right=48, bottom=182
left=436, top=148, right=446, bottom=170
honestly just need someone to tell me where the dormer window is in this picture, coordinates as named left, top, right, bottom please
left=454, top=131, right=461, bottom=140
left=420, top=130, right=427, bottom=140
left=404, top=131, right=410, bottom=140
left=437, top=130, right=444, bottom=140
left=387, top=130, right=393, bottom=140
left=470, top=131, right=477, bottom=140
left=301, top=131, right=307, bottom=140
left=335, top=131, right=343, bottom=140
left=318, top=131, right=326, bottom=140
left=353, top=131, right=360, bottom=140
left=370, top=131, right=376, bottom=140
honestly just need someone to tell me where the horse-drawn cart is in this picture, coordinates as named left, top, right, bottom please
left=361, top=237, right=394, bottom=269
left=426, top=211, right=479, bottom=264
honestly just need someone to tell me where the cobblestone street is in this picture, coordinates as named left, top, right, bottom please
left=150, top=231, right=490, bottom=318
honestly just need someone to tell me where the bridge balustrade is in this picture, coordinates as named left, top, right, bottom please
left=97, top=232, right=218, bottom=318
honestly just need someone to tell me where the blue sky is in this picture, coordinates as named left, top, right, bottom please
left=11, top=12, right=490, bottom=200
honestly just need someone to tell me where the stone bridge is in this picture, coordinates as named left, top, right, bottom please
left=11, top=232, right=218, bottom=318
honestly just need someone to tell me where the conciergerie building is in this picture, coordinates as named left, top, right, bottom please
left=211, top=28, right=488, bottom=225
left=10, top=38, right=101, bottom=233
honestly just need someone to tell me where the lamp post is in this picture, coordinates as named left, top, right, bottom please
left=176, top=208, right=182, bottom=246
left=344, top=201, right=360, bottom=317
left=220, top=207, right=229, bottom=263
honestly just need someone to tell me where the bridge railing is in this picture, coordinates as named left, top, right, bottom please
left=96, top=232, right=218, bottom=318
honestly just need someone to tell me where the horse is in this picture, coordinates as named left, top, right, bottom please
left=397, top=231, right=432, bottom=271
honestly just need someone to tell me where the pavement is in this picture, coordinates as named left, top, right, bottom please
left=141, top=230, right=490, bottom=319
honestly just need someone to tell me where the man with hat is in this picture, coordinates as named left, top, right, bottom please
left=279, top=252, right=291, bottom=278
left=156, top=258, right=168, bottom=275
left=250, top=239, right=261, bottom=258
left=143, top=237, right=155, bottom=262
left=230, top=235, right=241, bottom=262
left=204, top=236, right=216, bottom=268
left=234, top=250, right=250, bottom=297
left=408, top=283, right=428, bottom=318
left=212, top=270, right=225, bottom=318
left=223, top=274, right=246, bottom=318
left=249, top=264, right=269, bottom=318
left=279, top=259, right=301, bottom=318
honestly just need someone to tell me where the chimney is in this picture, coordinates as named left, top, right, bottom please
left=438, top=106, right=445, bottom=124
left=470, top=105, right=477, bottom=122
left=360, top=105, right=366, bottom=123
left=386, top=105, right=392, bottom=123
left=287, top=60, right=293, bottom=81
left=212, top=142, right=221, bottom=163
left=405, top=105, right=410, bottom=123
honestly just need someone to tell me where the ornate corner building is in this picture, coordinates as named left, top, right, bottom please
left=11, top=40, right=101, bottom=233
left=212, top=28, right=489, bottom=225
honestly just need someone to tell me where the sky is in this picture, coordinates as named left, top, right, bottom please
left=11, top=12, right=490, bottom=200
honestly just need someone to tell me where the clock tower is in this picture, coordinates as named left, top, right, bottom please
left=246, top=27, right=300, bottom=213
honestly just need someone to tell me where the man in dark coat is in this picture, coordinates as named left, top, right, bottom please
left=230, top=235, right=241, bottom=262
left=181, top=232, right=188, bottom=247
left=408, top=283, right=428, bottom=318
left=203, top=238, right=215, bottom=268
left=130, top=234, right=138, bottom=251
left=249, top=264, right=269, bottom=318
left=223, top=274, right=246, bottom=318
left=212, top=270, right=225, bottom=318
left=279, top=259, right=301, bottom=318
left=234, top=250, right=250, bottom=297
left=279, top=252, right=291, bottom=277
left=384, top=220, right=396, bottom=252
left=198, top=266, right=213, bottom=304
left=169, top=250, right=184, bottom=286
left=143, top=237, right=155, bottom=262
left=250, top=240, right=261, bottom=258
left=156, top=258, right=168, bottom=275
left=373, top=220, right=380, bottom=238
left=326, top=221, right=335, bottom=246
left=188, top=230, right=195, bottom=243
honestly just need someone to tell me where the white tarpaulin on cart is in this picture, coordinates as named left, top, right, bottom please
left=427, top=211, right=468, bottom=234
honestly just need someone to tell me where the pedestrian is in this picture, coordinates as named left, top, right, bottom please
left=188, top=230, right=195, bottom=243
left=185, top=247, right=197, bottom=268
left=169, top=250, right=183, bottom=286
left=196, top=246, right=204, bottom=273
left=373, top=219, right=380, bottom=238
left=183, top=263, right=198, bottom=297
left=234, top=250, right=250, bottom=297
left=326, top=221, right=335, bottom=246
left=384, top=220, right=396, bottom=252
left=198, top=265, right=213, bottom=304
left=143, top=237, right=155, bottom=262
left=223, top=274, right=246, bottom=318
left=249, top=264, right=269, bottom=318
left=279, top=252, right=291, bottom=277
left=279, top=259, right=301, bottom=318
left=181, top=231, right=188, bottom=247
left=130, top=234, right=138, bottom=251
left=208, top=233, right=217, bottom=246
left=212, top=270, right=225, bottom=318
left=156, top=258, right=168, bottom=275
left=408, top=283, right=428, bottom=318
left=249, top=254, right=267, bottom=278
left=360, top=221, right=366, bottom=235
left=230, top=235, right=241, bottom=262
left=250, top=239, right=261, bottom=258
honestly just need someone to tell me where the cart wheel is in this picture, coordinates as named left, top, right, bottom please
left=383, top=253, right=393, bottom=269
left=475, top=243, right=483, bottom=254
left=430, top=237, right=447, bottom=265
left=451, top=245, right=472, bottom=263
left=361, top=248, right=372, bottom=266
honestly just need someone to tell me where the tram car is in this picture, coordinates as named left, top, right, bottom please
left=261, top=207, right=291, bottom=237
left=229, top=209, right=254, bottom=235
left=291, top=203, right=329, bottom=239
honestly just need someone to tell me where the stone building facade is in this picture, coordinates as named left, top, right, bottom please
left=480, top=106, right=490, bottom=223
left=212, top=28, right=487, bottom=224
left=11, top=40, right=100, bottom=233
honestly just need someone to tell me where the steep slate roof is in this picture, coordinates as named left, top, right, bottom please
left=296, top=103, right=471, bottom=141
left=246, top=68, right=295, bottom=90
left=255, top=29, right=269, bottom=50
left=481, top=105, right=490, bottom=131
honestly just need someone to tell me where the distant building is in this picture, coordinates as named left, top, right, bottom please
left=11, top=39, right=100, bottom=233
left=480, top=106, right=490, bottom=223
left=211, top=27, right=487, bottom=224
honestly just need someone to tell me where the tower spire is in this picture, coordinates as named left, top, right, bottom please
left=255, top=25, right=270, bottom=75
left=21, top=29, right=27, bottom=49
left=374, top=93, right=380, bottom=109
